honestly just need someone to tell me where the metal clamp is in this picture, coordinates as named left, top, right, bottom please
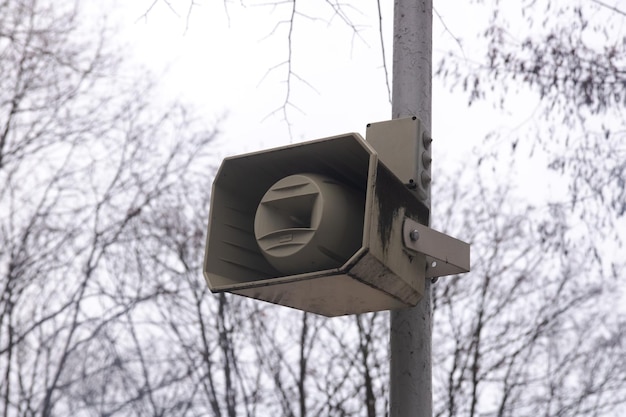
left=402, top=218, right=470, bottom=278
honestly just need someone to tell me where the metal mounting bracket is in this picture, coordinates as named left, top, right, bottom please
left=402, top=217, right=470, bottom=278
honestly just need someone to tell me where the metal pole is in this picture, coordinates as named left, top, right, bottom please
left=389, top=0, right=433, bottom=416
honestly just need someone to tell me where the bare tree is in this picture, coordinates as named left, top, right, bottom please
left=431, top=165, right=626, bottom=417
left=0, top=1, right=216, bottom=416
left=437, top=0, right=626, bottom=231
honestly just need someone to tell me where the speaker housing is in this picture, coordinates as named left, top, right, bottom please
left=203, top=132, right=429, bottom=317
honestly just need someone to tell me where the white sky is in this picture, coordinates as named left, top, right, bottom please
left=104, top=1, right=513, bottom=157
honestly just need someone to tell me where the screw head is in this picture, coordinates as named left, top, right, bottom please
left=409, top=229, right=420, bottom=241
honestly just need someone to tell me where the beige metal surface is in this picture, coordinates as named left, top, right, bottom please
left=233, top=271, right=409, bottom=317
left=402, top=217, right=470, bottom=278
left=203, top=133, right=372, bottom=290
left=366, top=117, right=432, bottom=205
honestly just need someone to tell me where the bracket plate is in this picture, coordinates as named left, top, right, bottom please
left=402, top=218, right=470, bottom=278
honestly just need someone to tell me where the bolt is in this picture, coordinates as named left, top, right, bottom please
left=409, top=229, right=420, bottom=241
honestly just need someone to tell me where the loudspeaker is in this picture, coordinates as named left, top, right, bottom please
left=203, top=132, right=429, bottom=316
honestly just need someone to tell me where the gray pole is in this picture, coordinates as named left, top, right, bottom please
left=389, top=0, right=433, bottom=416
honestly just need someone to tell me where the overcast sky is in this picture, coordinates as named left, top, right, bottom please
left=105, top=2, right=518, bottom=153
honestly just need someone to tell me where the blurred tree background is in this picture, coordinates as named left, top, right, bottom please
left=1, top=0, right=624, bottom=416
